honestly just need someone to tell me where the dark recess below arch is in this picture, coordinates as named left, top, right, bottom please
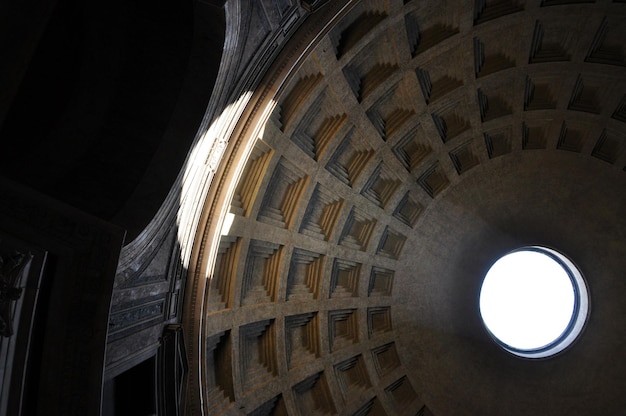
left=0, top=0, right=225, bottom=241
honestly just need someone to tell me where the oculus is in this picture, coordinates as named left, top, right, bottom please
left=479, top=246, right=589, bottom=358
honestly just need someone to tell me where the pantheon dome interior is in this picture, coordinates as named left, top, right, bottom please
left=0, top=0, right=625, bottom=415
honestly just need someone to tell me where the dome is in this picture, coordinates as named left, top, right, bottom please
left=178, top=1, right=626, bottom=415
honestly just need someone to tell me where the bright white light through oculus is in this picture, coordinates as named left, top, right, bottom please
left=479, top=247, right=588, bottom=358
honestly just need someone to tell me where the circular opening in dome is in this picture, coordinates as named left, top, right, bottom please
left=479, top=246, right=589, bottom=358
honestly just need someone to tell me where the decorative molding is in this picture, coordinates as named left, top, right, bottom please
left=158, top=325, right=188, bottom=416
left=301, top=0, right=331, bottom=13
left=0, top=251, right=31, bottom=337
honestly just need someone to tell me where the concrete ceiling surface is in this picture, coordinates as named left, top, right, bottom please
left=186, top=0, right=626, bottom=414
left=395, top=152, right=626, bottom=415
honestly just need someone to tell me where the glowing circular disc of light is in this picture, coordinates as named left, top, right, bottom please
left=479, top=247, right=589, bottom=358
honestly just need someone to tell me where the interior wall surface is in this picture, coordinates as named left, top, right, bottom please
left=180, top=0, right=626, bottom=415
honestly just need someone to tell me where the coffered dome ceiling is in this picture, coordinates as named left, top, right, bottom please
left=184, top=1, right=626, bottom=414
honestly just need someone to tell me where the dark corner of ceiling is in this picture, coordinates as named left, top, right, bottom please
left=0, top=0, right=226, bottom=241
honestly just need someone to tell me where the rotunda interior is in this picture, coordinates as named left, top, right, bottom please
left=0, top=0, right=625, bottom=415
